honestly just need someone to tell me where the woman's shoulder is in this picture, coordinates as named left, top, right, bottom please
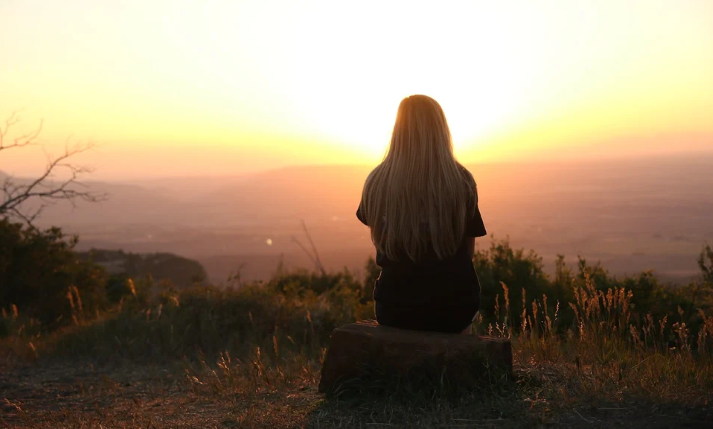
left=365, top=164, right=384, bottom=181
left=455, top=164, right=478, bottom=208
left=456, top=163, right=477, bottom=189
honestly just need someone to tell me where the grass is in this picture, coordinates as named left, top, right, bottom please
left=2, top=271, right=713, bottom=427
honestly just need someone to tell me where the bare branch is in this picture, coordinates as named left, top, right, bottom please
left=0, top=113, right=106, bottom=227
left=291, top=220, right=326, bottom=276
left=292, top=236, right=319, bottom=267
left=0, top=110, right=22, bottom=148
left=301, top=219, right=326, bottom=275
left=0, top=110, right=43, bottom=152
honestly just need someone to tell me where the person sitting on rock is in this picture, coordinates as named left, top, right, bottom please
left=356, top=94, right=487, bottom=335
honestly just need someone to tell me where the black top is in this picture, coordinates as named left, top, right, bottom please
left=356, top=189, right=486, bottom=309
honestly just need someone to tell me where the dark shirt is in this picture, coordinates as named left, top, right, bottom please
left=356, top=192, right=486, bottom=309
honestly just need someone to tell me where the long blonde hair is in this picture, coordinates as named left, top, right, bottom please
left=360, top=95, right=476, bottom=262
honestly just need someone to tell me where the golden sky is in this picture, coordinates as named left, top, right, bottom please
left=1, top=0, right=712, bottom=179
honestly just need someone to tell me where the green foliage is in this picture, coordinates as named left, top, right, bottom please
left=0, top=221, right=211, bottom=338
left=30, top=270, right=373, bottom=361
left=267, top=267, right=360, bottom=297
left=0, top=218, right=107, bottom=330
left=475, top=238, right=713, bottom=337
left=3, top=232, right=713, bottom=427
left=473, top=238, right=552, bottom=328
left=2, top=219, right=712, bottom=362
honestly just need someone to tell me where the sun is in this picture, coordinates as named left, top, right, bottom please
left=273, top=2, right=530, bottom=162
left=290, top=79, right=513, bottom=162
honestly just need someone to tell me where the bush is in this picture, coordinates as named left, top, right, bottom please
left=33, top=270, right=373, bottom=361
left=0, top=218, right=107, bottom=331
left=474, top=238, right=555, bottom=329
left=3, top=222, right=712, bottom=362
left=475, top=238, right=713, bottom=339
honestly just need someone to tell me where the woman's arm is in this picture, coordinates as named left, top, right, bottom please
left=465, top=237, right=475, bottom=259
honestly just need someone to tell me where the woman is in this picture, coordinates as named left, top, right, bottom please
left=356, top=94, right=486, bottom=334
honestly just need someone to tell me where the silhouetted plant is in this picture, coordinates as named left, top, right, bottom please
left=0, top=111, right=105, bottom=226
left=473, top=238, right=551, bottom=329
left=0, top=218, right=107, bottom=331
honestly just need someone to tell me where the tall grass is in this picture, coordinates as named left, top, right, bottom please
left=2, top=254, right=712, bottom=415
left=475, top=273, right=713, bottom=409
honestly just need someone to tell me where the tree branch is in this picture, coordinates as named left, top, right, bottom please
left=0, top=114, right=106, bottom=227
left=0, top=110, right=43, bottom=152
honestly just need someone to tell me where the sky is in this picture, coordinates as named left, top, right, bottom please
left=1, top=0, right=712, bottom=180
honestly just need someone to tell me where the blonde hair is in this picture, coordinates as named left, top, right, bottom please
left=360, top=95, right=476, bottom=262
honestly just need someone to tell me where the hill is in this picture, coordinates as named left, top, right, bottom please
left=78, top=249, right=208, bottom=289
left=24, top=153, right=713, bottom=284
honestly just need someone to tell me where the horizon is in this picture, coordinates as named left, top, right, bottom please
left=2, top=0, right=712, bottom=180
left=11, top=153, right=710, bottom=285
left=3, top=150, right=713, bottom=182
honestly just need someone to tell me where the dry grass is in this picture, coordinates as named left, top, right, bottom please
left=2, top=274, right=713, bottom=428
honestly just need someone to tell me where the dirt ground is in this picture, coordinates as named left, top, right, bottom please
left=2, top=361, right=712, bottom=428
left=0, top=360, right=319, bottom=428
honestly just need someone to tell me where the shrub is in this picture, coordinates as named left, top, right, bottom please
left=0, top=218, right=107, bottom=331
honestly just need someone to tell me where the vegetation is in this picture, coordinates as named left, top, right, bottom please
left=474, top=239, right=713, bottom=341
left=0, top=111, right=104, bottom=226
left=0, top=218, right=107, bottom=332
left=79, top=248, right=209, bottom=292
left=1, top=219, right=713, bottom=427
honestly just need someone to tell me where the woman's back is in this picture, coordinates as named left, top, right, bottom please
left=358, top=95, right=487, bottom=334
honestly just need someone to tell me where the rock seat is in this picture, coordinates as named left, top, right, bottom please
left=318, top=320, right=513, bottom=394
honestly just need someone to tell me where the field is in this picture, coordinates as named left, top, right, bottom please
left=2, top=239, right=713, bottom=428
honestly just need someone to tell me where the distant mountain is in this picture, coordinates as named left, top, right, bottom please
left=125, top=174, right=254, bottom=202
left=27, top=153, right=713, bottom=284
left=33, top=164, right=375, bottom=226
left=32, top=180, right=189, bottom=226
left=78, top=249, right=207, bottom=289
left=31, top=153, right=713, bottom=228
left=193, top=164, right=373, bottom=223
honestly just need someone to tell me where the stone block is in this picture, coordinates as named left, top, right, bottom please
left=318, top=320, right=513, bottom=394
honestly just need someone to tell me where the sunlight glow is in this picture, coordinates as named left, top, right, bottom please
left=1, top=0, right=711, bottom=178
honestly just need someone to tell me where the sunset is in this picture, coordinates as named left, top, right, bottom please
left=2, top=1, right=713, bottom=427
left=2, top=0, right=712, bottom=178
